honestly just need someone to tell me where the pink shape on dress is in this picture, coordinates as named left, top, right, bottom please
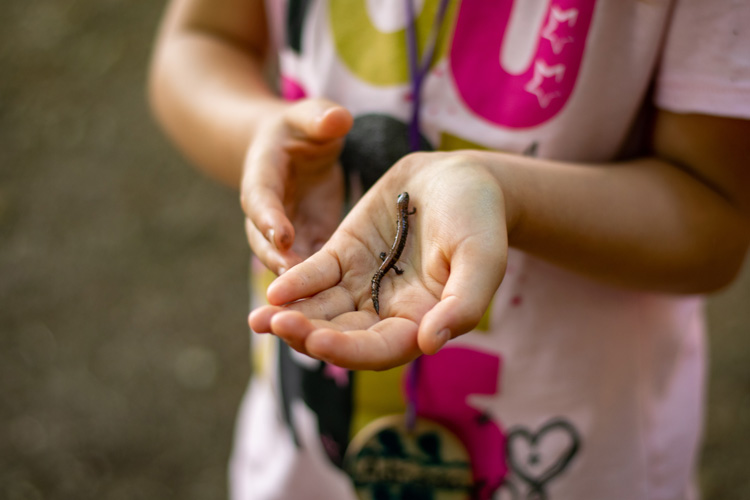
left=281, top=75, right=307, bottom=101
left=405, top=346, right=506, bottom=498
left=450, top=1, right=596, bottom=128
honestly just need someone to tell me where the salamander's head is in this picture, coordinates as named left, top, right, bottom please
left=397, top=192, right=410, bottom=205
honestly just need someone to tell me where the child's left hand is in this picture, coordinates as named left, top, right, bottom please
left=249, top=152, right=512, bottom=370
left=241, top=98, right=353, bottom=275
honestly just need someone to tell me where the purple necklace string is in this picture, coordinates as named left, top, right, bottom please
left=405, top=0, right=451, bottom=152
left=404, top=0, right=450, bottom=431
left=405, top=355, right=422, bottom=430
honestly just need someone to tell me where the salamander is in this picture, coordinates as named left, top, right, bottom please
left=371, top=192, right=416, bottom=315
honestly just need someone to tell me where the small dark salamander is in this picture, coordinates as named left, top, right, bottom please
left=371, top=192, right=416, bottom=315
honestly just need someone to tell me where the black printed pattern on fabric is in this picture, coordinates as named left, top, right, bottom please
left=285, top=0, right=312, bottom=53
left=340, top=114, right=433, bottom=192
left=277, top=341, right=353, bottom=467
left=503, top=418, right=581, bottom=500
left=365, top=428, right=434, bottom=500
left=348, top=428, right=473, bottom=500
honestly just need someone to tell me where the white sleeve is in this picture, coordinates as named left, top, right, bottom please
left=654, top=0, right=750, bottom=119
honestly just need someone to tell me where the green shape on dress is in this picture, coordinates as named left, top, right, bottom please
left=329, top=0, right=457, bottom=86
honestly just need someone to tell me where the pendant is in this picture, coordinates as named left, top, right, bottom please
left=344, top=414, right=474, bottom=499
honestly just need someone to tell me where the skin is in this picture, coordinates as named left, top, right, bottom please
left=150, top=0, right=750, bottom=371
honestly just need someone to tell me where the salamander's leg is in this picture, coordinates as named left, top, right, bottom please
left=408, top=207, right=417, bottom=216
left=394, top=265, right=404, bottom=275
left=379, top=252, right=387, bottom=261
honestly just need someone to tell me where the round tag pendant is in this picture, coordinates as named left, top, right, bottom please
left=343, top=414, right=473, bottom=499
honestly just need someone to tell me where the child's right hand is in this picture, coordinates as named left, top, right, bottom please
left=248, top=151, right=511, bottom=370
left=240, top=98, right=353, bottom=275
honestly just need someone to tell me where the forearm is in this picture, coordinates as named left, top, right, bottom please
left=475, top=150, right=749, bottom=294
left=148, top=1, right=286, bottom=188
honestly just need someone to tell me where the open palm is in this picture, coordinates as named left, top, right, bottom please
left=250, top=153, right=510, bottom=370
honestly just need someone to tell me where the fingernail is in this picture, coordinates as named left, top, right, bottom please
left=315, top=107, right=331, bottom=124
left=279, top=232, right=292, bottom=248
left=266, top=229, right=277, bottom=249
left=278, top=266, right=287, bottom=276
left=434, top=329, right=451, bottom=351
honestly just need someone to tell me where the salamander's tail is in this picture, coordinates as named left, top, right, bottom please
left=372, top=274, right=381, bottom=315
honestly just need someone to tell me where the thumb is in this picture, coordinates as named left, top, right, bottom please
left=417, top=239, right=507, bottom=354
left=284, top=99, right=353, bottom=141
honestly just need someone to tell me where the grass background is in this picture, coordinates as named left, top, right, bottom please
left=1, top=1, right=748, bottom=498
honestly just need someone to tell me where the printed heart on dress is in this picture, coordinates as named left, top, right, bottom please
left=505, top=418, right=580, bottom=493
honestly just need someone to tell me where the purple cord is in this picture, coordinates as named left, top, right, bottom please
left=403, top=0, right=451, bottom=430
left=406, top=355, right=422, bottom=430
left=405, top=0, right=451, bottom=152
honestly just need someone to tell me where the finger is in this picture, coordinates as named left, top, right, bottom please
left=418, top=238, right=507, bottom=355
left=282, top=138, right=348, bottom=174
left=304, top=318, right=421, bottom=371
left=241, top=136, right=296, bottom=252
left=327, top=310, right=381, bottom=331
left=266, top=248, right=342, bottom=305
left=278, top=285, right=359, bottom=320
left=269, top=310, right=315, bottom=356
left=266, top=309, right=377, bottom=361
left=267, top=309, right=378, bottom=360
left=285, top=100, right=353, bottom=142
left=248, top=305, right=285, bottom=334
left=245, top=218, right=301, bottom=275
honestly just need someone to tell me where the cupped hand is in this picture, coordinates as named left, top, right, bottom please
left=241, top=98, right=353, bottom=274
left=249, top=152, right=511, bottom=370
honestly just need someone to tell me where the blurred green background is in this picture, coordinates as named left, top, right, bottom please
left=0, top=1, right=747, bottom=499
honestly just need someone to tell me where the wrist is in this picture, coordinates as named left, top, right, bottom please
left=458, top=149, right=525, bottom=245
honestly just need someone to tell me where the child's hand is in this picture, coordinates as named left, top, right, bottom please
left=241, top=99, right=353, bottom=275
left=249, top=152, right=510, bottom=370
